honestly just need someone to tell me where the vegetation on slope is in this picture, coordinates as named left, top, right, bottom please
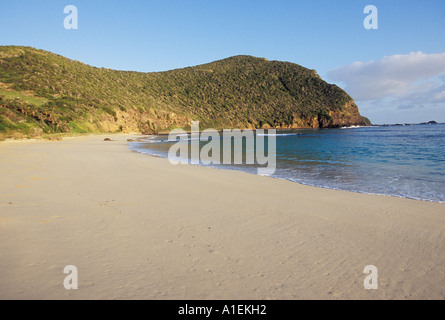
left=0, top=46, right=370, bottom=139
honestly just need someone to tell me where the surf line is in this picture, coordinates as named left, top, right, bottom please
left=167, top=121, right=276, bottom=175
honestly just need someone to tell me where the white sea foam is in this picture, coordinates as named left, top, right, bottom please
left=256, top=133, right=301, bottom=136
left=340, top=125, right=364, bottom=129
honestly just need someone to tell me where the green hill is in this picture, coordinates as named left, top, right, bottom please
left=0, top=46, right=370, bottom=139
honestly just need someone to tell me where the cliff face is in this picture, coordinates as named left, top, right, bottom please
left=328, top=101, right=370, bottom=128
left=0, top=46, right=370, bottom=138
left=95, top=109, right=192, bottom=134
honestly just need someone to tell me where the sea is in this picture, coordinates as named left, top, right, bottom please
left=129, top=123, right=445, bottom=203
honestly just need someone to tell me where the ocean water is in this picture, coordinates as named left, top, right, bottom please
left=129, top=124, right=445, bottom=203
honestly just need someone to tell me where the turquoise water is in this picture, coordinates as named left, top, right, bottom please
left=130, top=124, right=445, bottom=203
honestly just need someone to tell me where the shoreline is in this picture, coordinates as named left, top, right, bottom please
left=131, top=134, right=445, bottom=205
left=1, top=134, right=445, bottom=299
left=133, top=148, right=445, bottom=204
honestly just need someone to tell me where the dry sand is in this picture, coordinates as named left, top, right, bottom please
left=0, top=134, right=444, bottom=300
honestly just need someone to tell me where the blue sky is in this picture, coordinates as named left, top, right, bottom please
left=1, top=0, right=444, bottom=124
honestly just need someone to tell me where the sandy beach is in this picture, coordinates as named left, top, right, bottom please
left=0, top=134, right=444, bottom=300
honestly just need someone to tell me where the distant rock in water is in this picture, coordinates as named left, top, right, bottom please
left=0, top=46, right=371, bottom=139
left=419, top=121, right=438, bottom=125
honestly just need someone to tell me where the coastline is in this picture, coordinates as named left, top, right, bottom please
left=1, top=134, right=444, bottom=299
